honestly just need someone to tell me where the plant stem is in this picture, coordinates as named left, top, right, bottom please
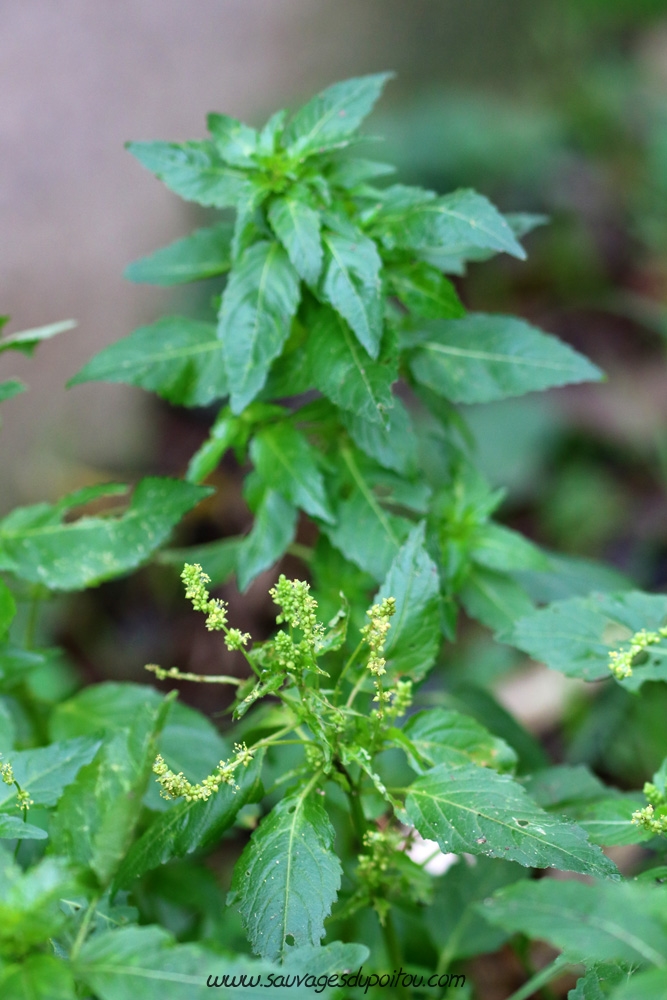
left=382, top=912, right=410, bottom=1000
left=505, top=954, right=576, bottom=1000
left=70, top=894, right=101, bottom=962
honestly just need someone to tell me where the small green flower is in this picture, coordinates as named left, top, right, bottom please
left=608, top=625, right=667, bottom=680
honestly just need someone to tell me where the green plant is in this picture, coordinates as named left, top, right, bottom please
left=3, top=73, right=667, bottom=999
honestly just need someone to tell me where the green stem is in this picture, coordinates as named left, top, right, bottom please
left=505, top=954, right=576, bottom=1000
left=70, top=894, right=101, bottom=962
left=335, top=639, right=364, bottom=696
left=382, top=912, right=410, bottom=1000
left=286, top=542, right=313, bottom=564
left=145, top=664, right=242, bottom=685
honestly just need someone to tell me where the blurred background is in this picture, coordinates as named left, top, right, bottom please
left=5, top=2, right=667, bottom=993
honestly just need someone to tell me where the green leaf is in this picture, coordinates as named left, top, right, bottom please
left=374, top=523, right=440, bottom=680
left=568, top=963, right=628, bottom=999
left=319, top=228, right=383, bottom=358
left=306, top=306, right=397, bottom=424
left=0, top=815, right=47, bottom=840
left=406, top=763, right=618, bottom=878
left=51, top=698, right=171, bottom=886
left=424, top=857, right=527, bottom=962
left=49, top=683, right=163, bottom=740
left=512, top=591, right=667, bottom=689
left=482, top=879, right=667, bottom=967
left=114, top=751, right=262, bottom=892
left=207, top=112, right=258, bottom=168
left=158, top=537, right=242, bottom=587
left=380, top=188, right=527, bottom=261
left=219, top=241, right=301, bottom=413
left=185, top=407, right=243, bottom=484
left=237, top=490, right=298, bottom=592
left=568, top=796, right=652, bottom=847
left=124, top=225, right=233, bottom=285
left=0, top=856, right=75, bottom=951
left=607, top=968, right=667, bottom=999
left=327, top=158, right=395, bottom=190
left=0, top=478, right=210, bottom=591
left=0, top=579, right=16, bottom=635
left=283, top=941, right=369, bottom=975
left=127, top=140, right=252, bottom=207
left=341, top=396, right=417, bottom=475
left=0, top=319, right=76, bottom=358
left=459, top=566, right=534, bottom=639
left=407, top=314, right=603, bottom=403
left=268, top=192, right=323, bottom=285
left=400, top=708, right=518, bottom=773
left=227, top=788, right=342, bottom=961
left=0, top=380, right=26, bottom=403
left=0, top=736, right=100, bottom=809
left=283, top=73, right=393, bottom=158
left=0, top=955, right=76, bottom=999
left=515, top=551, right=633, bottom=604
left=473, top=524, right=551, bottom=573
left=387, top=261, right=465, bottom=320
left=323, top=486, right=412, bottom=582
left=70, top=316, right=228, bottom=407
left=250, top=422, right=334, bottom=523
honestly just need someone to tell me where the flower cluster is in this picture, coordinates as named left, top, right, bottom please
left=181, top=563, right=228, bottom=631
left=153, top=742, right=254, bottom=801
left=632, top=781, right=667, bottom=835
left=270, top=575, right=321, bottom=644
left=608, top=626, right=667, bottom=680
left=361, top=597, right=396, bottom=677
left=0, top=756, right=13, bottom=786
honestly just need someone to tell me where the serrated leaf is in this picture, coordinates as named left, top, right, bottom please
left=237, top=490, right=298, bottom=592
left=0, top=856, right=75, bottom=951
left=0, top=320, right=76, bottom=358
left=268, top=192, right=323, bottom=285
left=400, top=708, right=517, bottom=773
left=319, top=228, right=383, bottom=358
left=219, top=241, right=301, bottom=413
left=0, top=478, right=210, bottom=591
left=374, top=522, right=440, bottom=680
left=473, top=523, right=551, bottom=573
left=127, top=140, right=252, bottom=207
left=341, top=396, right=416, bottom=475
left=113, top=752, right=263, bottom=891
left=0, top=736, right=100, bottom=809
left=283, top=73, right=393, bottom=159
left=459, top=566, right=534, bottom=639
left=407, top=314, right=602, bottom=403
left=228, top=788, right=342, bottom=961
left=568, top=963, right=628, bottom=1000
left=124, top=225, right=233, bottom=285
left=207, top=112, right=258, bottom=168
left=482, top=879, right=667, bottom=967
left=512, top=591, right=667, bottom=689
left=406, top=763, right=618, bottom=877
left=306, top=306, right=397, bottom=424
left=70, top=316, right=228, bottom=407
left=0, top=579, right=16, bottom=635
left=323, top=485, right=412, bottom=582
left=387, top=261, right=465, bottom=320
left=250, top=423, right=334, bottom=523
left=0, top=379, right=26, bottom=403
left=381, top=188, right=526, bottom=260
left=0, top=815, right=47, bottom=840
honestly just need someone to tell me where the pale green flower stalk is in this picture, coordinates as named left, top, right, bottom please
left=153, top=742, right=254, bottom=801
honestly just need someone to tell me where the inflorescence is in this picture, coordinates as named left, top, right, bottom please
left=608, top=626, right=667, bottom=680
